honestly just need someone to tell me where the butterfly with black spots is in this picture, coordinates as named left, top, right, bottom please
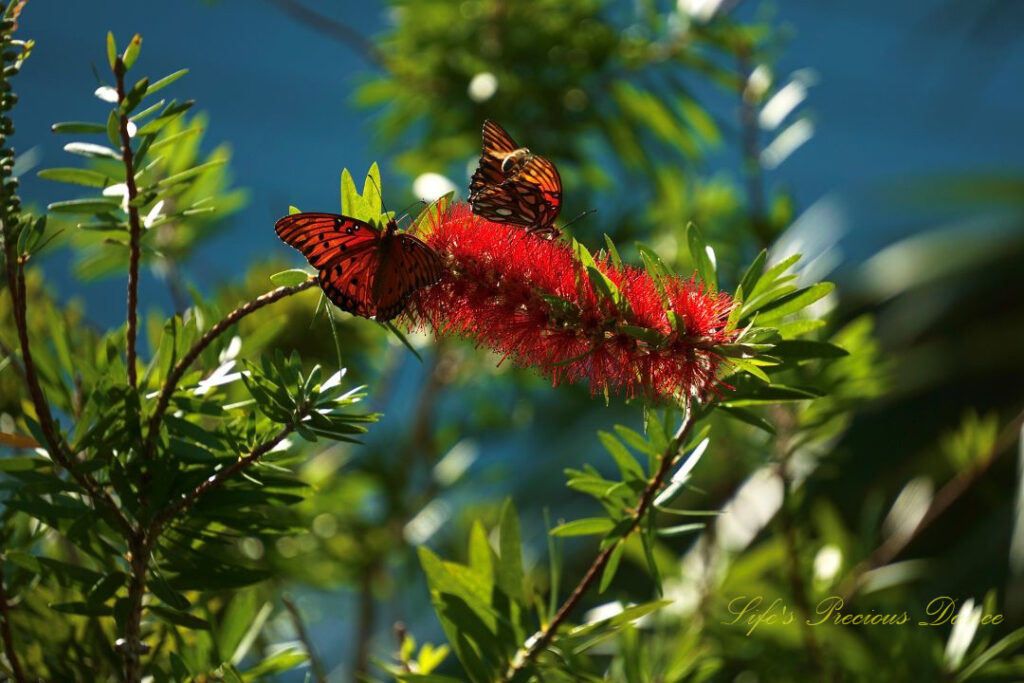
left=469, top=120, right=563, bottom=237
left=275, top=212, right=443, bottom=322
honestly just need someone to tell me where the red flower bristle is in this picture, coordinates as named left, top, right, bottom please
left=408, top=203, right=738, bottom=402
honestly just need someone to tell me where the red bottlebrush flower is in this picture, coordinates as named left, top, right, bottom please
left=409, top=202, right=738, bottom=401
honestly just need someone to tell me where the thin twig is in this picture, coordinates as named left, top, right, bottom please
left=121, top=534, right=149, bottom=683
left=768, top=405, right=826, bottom=680
left=777, top=479, right=826, bottom=679
left=1, top=243, right=133, bottom=538
left=150, top=421, right=300, bottom=536
left=141, top=278, right=316, bottom=462
left=353, top=568, right=376, bottom=681
left=505, top=407, right=697, bottom=679
left=115, top=58, right=143, bottom=389
left=0, top=569, right=25, bottom=683
left=840, top=409, right=1024, bottom=601
left=283, top=595, right=328, bottom=683
left=267, top=0, right=387, bottom=68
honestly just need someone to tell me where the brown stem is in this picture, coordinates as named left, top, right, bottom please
left=267, top=0, right=388, bottom=69
left=283, top=596, right=327, bottom=683
left=141, top=278, right=316, bottom=462
left=2, top=240, right=133, bottom=538
left=150, top=421, right=299, bottom=536
left=115, top=58, right=143, bottom=389
left=768, top=403, right=826, bottom=680
left=121, top=534, right=150, bottom=683
left=353, top=568, right=376, bottom=680
left=777, top=480, right=826, bottom=680
left=0, top=568, right=25, bottom=683
left=505, top=408, right=697, bottom=679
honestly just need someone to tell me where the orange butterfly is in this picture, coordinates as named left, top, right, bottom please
left=275, top=212, right=443, bottom=322
left=469, top=120, right=562, bottom=236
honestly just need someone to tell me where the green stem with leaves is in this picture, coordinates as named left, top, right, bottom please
left=114, top=55, right=143, bottom=389
left=141, top=277, right=316, bottom=462
left=505, top=406, right=697, bottom=679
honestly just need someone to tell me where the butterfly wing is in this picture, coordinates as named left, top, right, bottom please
left=471, top=155, right=563, bottom=234
left=470, top=120, right=521, bottom=198
left=275, top=212, right=384, bottom=317
left=371, top=233, right=445, bottom=321
left=469, top=121, right=563, bottom=234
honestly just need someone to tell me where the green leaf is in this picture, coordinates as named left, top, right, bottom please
left=63, top=142, right=121, bottom=160
left=770, top=339, right=849, bottom=360
left=775, top=318, right=827, bottom=337
left=657, top=523, right=704, bottom=537
left=636, top=242, right=674, bottom=278
left=86, top=573, right=124, bottom=608
left=722, top=382, right=821, bottom=406
left=155, top=159, right=226, bottom=187
left=120, top=77, right=149, bottom=114
left=728, top=357, right=771, bottom=383
left=106, top=32, right=117, bottom=71
left=106, top=109, right=121, bottom=148
left=150, top=573, right=190, bottom=611
left=551, top=517, right=614, bottom=537
left=598, top=431, right=645, bottom=481
left=217, top=591, right=272, bottom=664
left=738, top=249, right=768, bottom=300
left=604, top=234, right=623, bottom=270
left=755, top=283, right=835, bottom=322
left=51, top=121, right=107, bottom=134
left=122, top=34, right=142, bottom=69
left=340, top=168, right=364, bottom=217
left=686, top=222, right=716, bottom=291
left=51, top=601, right=113, bottom=616
left=269, top=269, right=310, bottom=287
left=47, top=198, right=122, bottom=214
left=715, top=404, right=776, bottom=434
left=587, top=265, right=624, bottom=309
left=37, top=167, right=113, bottom=188
left=496, top=500, right=525, bottom=605
left=613, top=425, right=659, bottom=457
left=363, top=162, right=384, bottom=213
left=242, top=649, right=307, bottom=678
left=148, top=68, right=188, bottom=96
left=135, top=99, right=194, bottom=135
left=599, top=542, right=625, bottom=593
left=749, top=253, right=801, bottom=299
left=149, top=605, right=210, bottom=630
left=570, top=600, right=672, bottom=637
left=621, top=325, right=665, bottom=347
left=0, top=456, right=46, bottom=471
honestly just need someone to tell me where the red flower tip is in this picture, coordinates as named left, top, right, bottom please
left=408, top=203, right=738, bottom=402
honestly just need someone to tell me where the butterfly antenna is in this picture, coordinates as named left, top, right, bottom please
left=559, top=208, right=597, bottom=232
left=365, top=174, right=394, bottom=227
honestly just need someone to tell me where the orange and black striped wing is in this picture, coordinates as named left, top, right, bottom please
left=470, top=120, right=521, bottom=197
left=471, top=155, right=563, bottom=234
left=275, top=212, right=384, bottom=317
left=371, top=234, right=445, bottom=321
left=275, top=213, right=379, bottom=269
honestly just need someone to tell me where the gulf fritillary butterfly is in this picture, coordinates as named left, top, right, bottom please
left=469, top=120, right=563, bottom=236
left=275, top=212, right=443, bottom=322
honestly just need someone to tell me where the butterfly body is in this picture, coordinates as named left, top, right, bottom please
left=275, top=212, right=443, bottom=322
left=469, top=120, right=563, bottom=236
